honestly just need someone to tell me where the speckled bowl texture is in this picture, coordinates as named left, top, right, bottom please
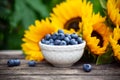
left=39, top=41, right=86, bottom=67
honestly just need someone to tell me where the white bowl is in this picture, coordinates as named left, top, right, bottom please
left=39, top=41, right=86, bottom=67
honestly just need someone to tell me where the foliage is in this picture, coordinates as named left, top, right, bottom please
left=0, top=0, right=64, bottom=50
left=90, top=0, right=107, bottom=16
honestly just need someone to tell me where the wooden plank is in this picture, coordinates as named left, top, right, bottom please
left=0, top=50, right=22, bottom=55
left=0, top=75, right=120, bottom=80
left=0, top=62, right=120, bottom=70
left=0, top=58, right=120, bottom=69
left=0, top=50, right=24, bottom=59
left=0, top=55, right=24, bottom=59
left=0, top=67, right=120, bottom=76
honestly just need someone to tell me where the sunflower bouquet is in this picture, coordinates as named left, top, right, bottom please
left=21, top=0, right=120, bottom=64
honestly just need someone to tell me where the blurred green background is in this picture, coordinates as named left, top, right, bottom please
left=0, top=0, right=105, bottom=50
left=0, top=0, right=65, bottom=50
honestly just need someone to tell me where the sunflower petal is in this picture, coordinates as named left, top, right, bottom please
left=21, top=19, right=57, bottom=61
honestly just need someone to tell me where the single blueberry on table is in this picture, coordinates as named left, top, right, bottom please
left=7, top=59, right=15, bottom=67
left=83, top=64, right=92, bottom=72
left=28, top=61, right=36, bottom=67
left=58, top=30, right=64, bottom=33
left=14, top=59, right=20, bottom=66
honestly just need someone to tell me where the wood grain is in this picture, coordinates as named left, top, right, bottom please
left=0, top=50, right=120, bottom=80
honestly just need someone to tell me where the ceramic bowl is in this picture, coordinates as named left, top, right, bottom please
left=39, top=41, right=86, bottom=67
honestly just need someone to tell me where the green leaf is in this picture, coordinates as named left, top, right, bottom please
left=99, top=0, right=107, bottom=9
left=81, top=48, right=97, bottom=63
left=0, top=7, right=11, bottom=19
left=21, top=3, right=36, bottom=29
left=9, top=0, right=24, bottom=28
left=90, top=0, right=105, bottom=16
left=9, top=0, right=36, bottom=29
left=0, top=0, right=11, bottom=20
left=25, top=0, right=49, bottom=17
left=43, top=0, right=65, bottom=12
left=96, top=48, right=114, bottom=65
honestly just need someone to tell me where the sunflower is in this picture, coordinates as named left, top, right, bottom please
left=50, top=0, right=93, bottom=34
left=107, top=0, right=120, bottom=26
left=21, top=18, right=57, bottom=61
left=82, top=13, right=112, bottom=55
left=109, top=25, right=120, bottom=61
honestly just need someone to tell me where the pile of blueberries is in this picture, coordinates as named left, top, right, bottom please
left=41, top=30, right=83, bottom=45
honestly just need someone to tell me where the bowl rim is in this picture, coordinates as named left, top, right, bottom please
left=39, top=40, right=86, bottom=50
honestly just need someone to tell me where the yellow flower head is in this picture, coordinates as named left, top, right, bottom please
left=50, top=0, right=93, bottom=34
left=21, top=18, right=57, bottom=61
left=109, top=25, right=120, bottom=60
left=107, top=0, right=120, bottom=25
left=83, top=13, right=112, bottom=55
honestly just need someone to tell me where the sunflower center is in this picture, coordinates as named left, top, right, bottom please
left=117, top=39, right=120, bottom=45
left=91, top=31, right=103, bottom=47
left=64, top=17, right=82, bottom=31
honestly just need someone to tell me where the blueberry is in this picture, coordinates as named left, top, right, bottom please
left=45, top=40, right=50, bottom=45
left=65, top=34, right=71, bottom=39
left=49, top=43, right=54, bottom=45
left=83, top=64, right=92, bottom=72
left=49, top=39, right=54, bottom=43
left=7, top=59, right=15, bottom=67
left=14, top=59, right=20, bottom=66
left=41, top=39, right=46, bottom=44
left=77, top=37, right=83, bottom=44
left=65, top=34, right=69, bottom=37
left=70, top=39, right=78, bottom=45
left=71, top=33, right=78, bottom=39
left=52, top=33, right=58, bottom=40
left=58, top=30, right=64, bottom=33
left=58, top=33, right=65, bottom=40
left=64, top=37, right=70, bottom=44
left=44, top=39, right=54, bottom=45
left=28, top=61, right=36, bottom=67
left=60, top=40, right=67, bottom=45
left=45, top=34, right=51, bottom=40
left=54, top=40, right=61, bottom=45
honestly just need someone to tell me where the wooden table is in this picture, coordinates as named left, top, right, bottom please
left=0, top=50, right=120, bottom=80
